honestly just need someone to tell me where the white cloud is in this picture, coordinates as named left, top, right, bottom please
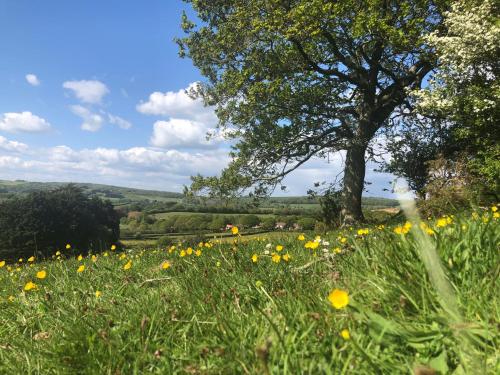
left=0, top=135, right=29, bottom=153
left=25, top=74, right=40, bottom=86
left=63, top=80, right=109, bottom=104
left=107, top=113, right=132, bottom=129
left=137, top=82, right=217, bottom=124
left=0, top=111, right=51, bottom=133
left=70, top=105, right=104, bottom=132
left=150, top=118, right=222, bottom=148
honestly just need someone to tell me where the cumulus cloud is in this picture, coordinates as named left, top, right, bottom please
left=0, top=135, right=29, bottom=153
left=25, top=74, right=40, bottom=86
left=150, top=118, right=223, bottom=149
left=0, top=111, right=51, bottom=133
left=107, top=113, right=132, bottom=129
left=70, top=105, right=104, bottom=132
left=137, top=83, right=217, bottom=124
left=63, top=80, right=109, bottom=104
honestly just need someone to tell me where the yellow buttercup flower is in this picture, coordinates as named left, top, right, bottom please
left=24, top=281, right=37, bottom=291
left=340, top=329, right=350, bottom=340
left=119, top=253, right=126, bottom=260
left=282, top=253, right=290, bottom=262
left=36, top=270, right=47, bottom=279
left=91, top=255, right=97, bottom=262
left=95, top=290, right=102, bottom=298
left=77, top=265, right=85, bottom=273
left=297, top=234, right=305, bottom=241
left=328, top=289, right=349, bottom=309
left=28, top=256, right=35, bottom=262
left=161, top=261, right=171, bottom=270
left=231, top=226, right=239, bottom=235
left=65, top=244, right=71, bottom=250
left=251, top=254, right=258, bottom=263
left=123, top=260, right=132, bottom=270
left=186, top=247, right=193, bottom=255
left=111, top=244, right=117, bottom=250
left=271, top=253, right=281, bottom=263
left=0, top=260, right=5, bottom=268
left=357, top=228, right=369, bottom=236
left=180, top=250, right=186, bottom=257
left=276, top=245, right=283, bottom=252
left=77, top=255, right=83, bottom=261
left=18, top=258, right=23, bottom=263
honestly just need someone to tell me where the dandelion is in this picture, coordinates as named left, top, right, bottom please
left=255, top=280, right=263, bottom=288
left=28, top=256, right=35, bottom=262
left=65, top=244, right=71, bottom=250
left=91, top=255, right=97, bottom=262
left=95, top=290, right=102, bottom=298
left=18, top=258, right=23, bottom=263
left=104, top=252, right=109, bottom=257
left=195, top=249, right=202, bottom=257
left=24, top=281, right=37, bottom=291
left=276, top=245, right=283, bottom=252
left=282, top=253, right=290, bottom=262
left=161, top=261, right=171, bottom=270
left=111, top=244, right=116, bottom=251
left=0, top=260, right=5, bottom=268
left=334, top=247, right=342, bottom=254
left=77, top=265, right=85, bottom=273
left=357, top=228, right=369, bottom=236
left=340, top=329, right=350, bottom=340
left=492, top=206, right=498, bottom=212
left=251, top=254, right=258, bottom=263
left=328, top=289, right=349, bottom=309
left=36, top=270, right=47, bottom=279
left=297, top=234, right=305, bottom=241
left=494, top=212, right=499, bottom=219
left=55, top=251, right=61, bottom=256
left=340, top=237, right=347, bottom=244
left=186, top=247, right=193, bottom=255
left=77, top=255, right=83, bottom=261
left=436, top=217, right=448, bottom=227
left=123, top=260, right=132, bottom=270
left=305, top=241, right=319, bottom=250
left=231, top=226, right=239, bottom=235
left=180, top=250, right=186, bottom=257
left=271, top=253, right=281, bottom=263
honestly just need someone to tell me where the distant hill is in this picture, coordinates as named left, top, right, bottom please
left=0, top=180, right=398, bottom=211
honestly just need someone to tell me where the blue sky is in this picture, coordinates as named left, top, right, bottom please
left=0, top=0, right=395, bottom=197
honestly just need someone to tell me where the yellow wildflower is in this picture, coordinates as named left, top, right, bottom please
left=123, top=260, right=132, bottom=270
left=65, top=244, right=71, bottom=250
left=271, top=253, right=281, bottom=263
left=104, top=252, right=109, bottom=257
left=305, top=241, right=319, bottom=249
left=328, top=289, right=349, bottom=309
left=340, top=237, right=347, bottom=243
left=18, top=258, right=23, bottom=263
left=494, top=212, right=499, bottom=219
left=216, top=261, right=221, bottom=267
left=251, top=254, right=258, bottom=263
left=161, top=261, right=171, bottom=270
left=231, top=226, right=239, bottom=235
left=36, top=270, right=47, bottom=279
left=180, top=250, right=186, bottom=257
left=28, top=256, right=35, bottom=262
left=77, top=255, right=83, bottom=261
left=297, top=234, right=305, bottom=241
left=0, top=260, right=5, bottom=268
left=357, top=228, right=369, bottom=236
left=24, top=281, right=37, bottom=291
left=340, top=329, right=350, bottom=340
left=282, top=253, right=290, bottom=262
left=8, top=295, right=15, bottom=302
left=195, top=249, right=202, bottom=257
left=119, top=253, right=126, bottom=260
left=55, top=251, right=61, bottom=256
left=186, top=247, right=193, bottom=255
left=77, top=265, right=85, bottom=273
left=491, top=206, right=498, bottom=212
left=276, top=245, right=283, bottom=252
left=111, top=244, right=116, bottom=251
left=95, top=290, right=102, bottom=298
left=91, top=255, right=97, bottom=262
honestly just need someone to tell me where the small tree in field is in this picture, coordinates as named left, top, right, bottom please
left=178, top=0, right=450, bottom=222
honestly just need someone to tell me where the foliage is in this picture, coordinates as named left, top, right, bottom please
left=0, top=185, right=119, bottom=259
left=413, top=0, right=500, bottom=191
left=178, top=0, right=450, bottom=221
left=0, top=210, right=498, bottom=373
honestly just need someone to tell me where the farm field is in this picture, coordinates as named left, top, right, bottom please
left=0, top=208, right=498, bottom=374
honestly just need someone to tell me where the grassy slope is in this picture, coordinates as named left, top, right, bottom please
left=0, top=210, right=498, bottom=374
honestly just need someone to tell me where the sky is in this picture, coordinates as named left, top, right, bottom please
left=0, top=0, right=396, bottom=197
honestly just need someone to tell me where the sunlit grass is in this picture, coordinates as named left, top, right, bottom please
left=0, top=209, right=498, bottom=373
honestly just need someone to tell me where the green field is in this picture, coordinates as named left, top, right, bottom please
left=1, top=208, right=498, bottom=373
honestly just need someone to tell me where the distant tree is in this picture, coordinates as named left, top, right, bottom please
left=297, top=217, right=316, bottom=231
left=261, top=217, right=277, bottom=231
left=238, top=215, right=260, bottom=228
left=178, top=0, right=450, bottom=222
left=0, top=185, right=119, bottom=259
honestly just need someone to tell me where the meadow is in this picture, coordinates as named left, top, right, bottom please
left=0, top=208, right=498, bottom=374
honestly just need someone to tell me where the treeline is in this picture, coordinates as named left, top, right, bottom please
left=0, top=185, right=120, bottom=260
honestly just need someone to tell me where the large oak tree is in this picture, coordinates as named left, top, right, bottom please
left=178, top=0, right=449, bottom=222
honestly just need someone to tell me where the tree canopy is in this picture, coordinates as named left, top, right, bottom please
left=178, top=0, right=449, bottom=222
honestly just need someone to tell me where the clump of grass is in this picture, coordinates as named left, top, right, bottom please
left=0, top=208, right=498, bottom=374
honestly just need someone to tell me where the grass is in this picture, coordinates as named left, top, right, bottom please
left=0, top=209, right=498, bottom=374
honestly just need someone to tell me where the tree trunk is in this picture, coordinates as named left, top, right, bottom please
left=341, top=141, right=368, bottom=224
